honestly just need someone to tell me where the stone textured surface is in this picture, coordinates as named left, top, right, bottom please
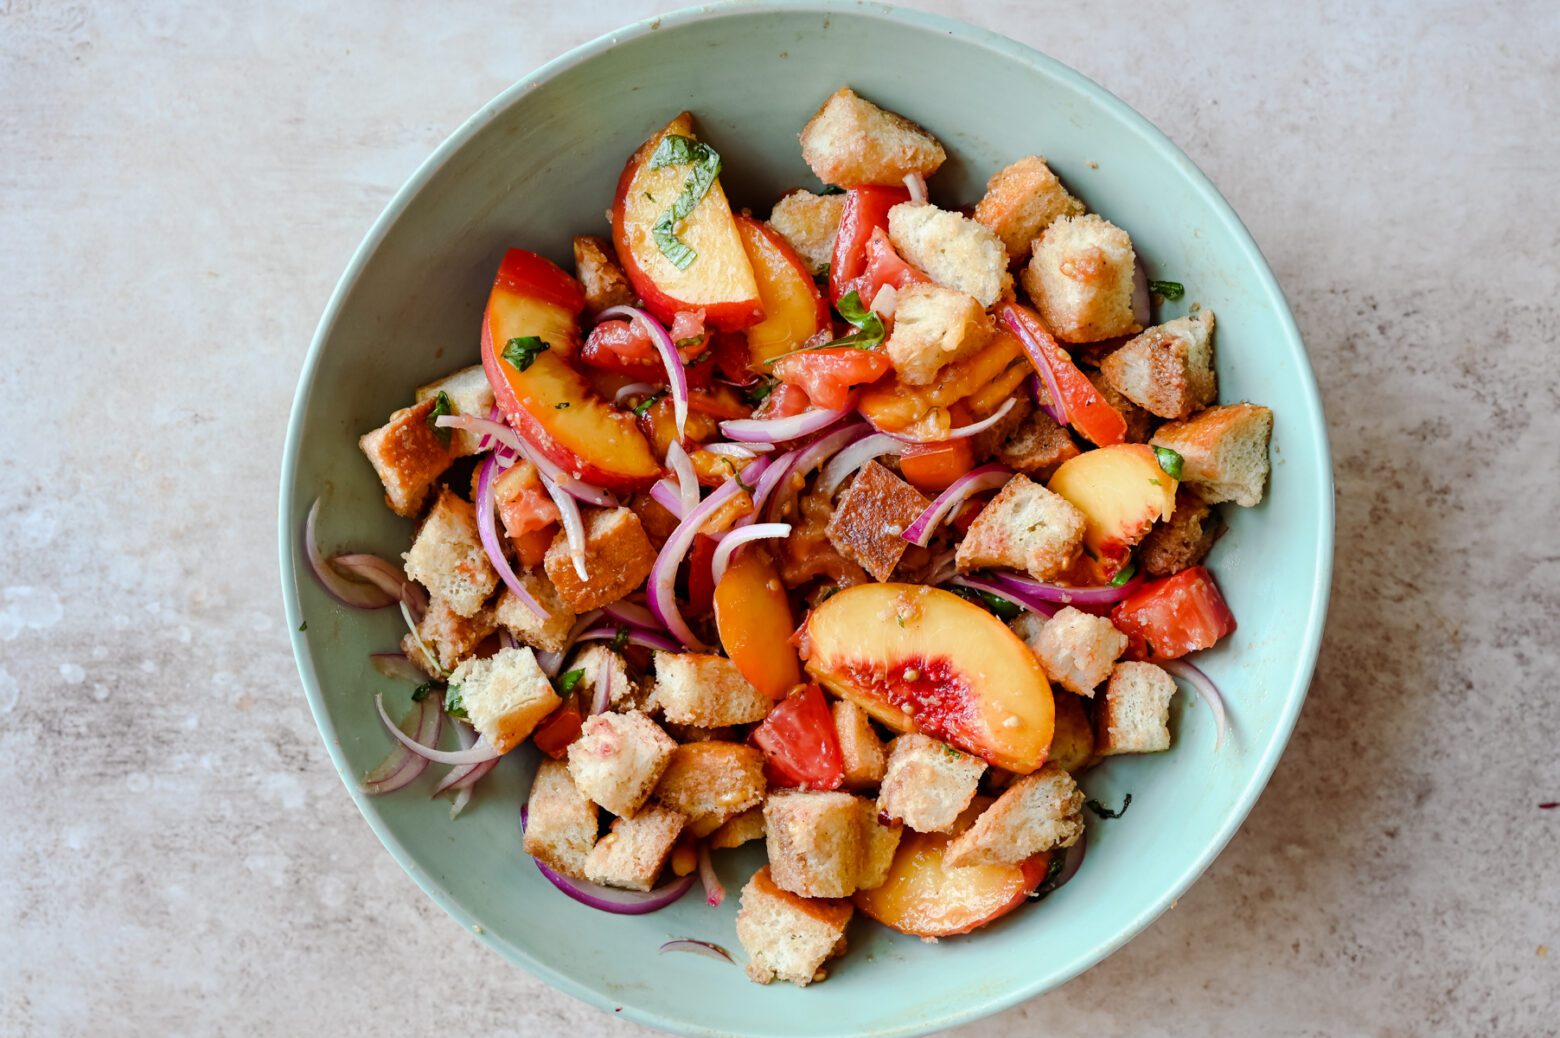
left=2, top=1, right=1556, bottom=1036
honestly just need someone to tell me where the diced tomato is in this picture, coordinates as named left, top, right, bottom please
left=668, top=309, right=708, bottom=351
left=493, top=462, right=561, bottom=538
left=997, top=302, right=1127, bottom=447
left=685, top=533, right=720, bottom=616
left=755, top=381, right=812, bottom=419
left=858, top=226, right=930, bottom=305
left=771, top=347, right=892, bottom=410
left=710, top=331, right=754, bottom=384
left=1111, top=566, right=1236, bottom=660
left=532, top=702, right=583, bottom=759
left=899, top=435, right=975, bottom=493
left=749, top=684, right=844, bottom=790
left=950, top=493, right=991, bottom=534
left=512, top=526, right=555, bottom=568
left=580, top=320, right=713, bottom=388
left=830, top=185, right=910, bottom=305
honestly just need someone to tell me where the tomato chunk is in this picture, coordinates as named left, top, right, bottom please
left=858, top=226, right=930, bottom=305
left=580, top=320, right=713, bottom=388
left=772, top=347, right=892, bottom=410
left=830, top=186, right=910, bottom=305
left=532, top=702, right=583, bottom=759
left=899, top=436, right=975, bottom=493
left=997, top=302, right=1127, bottom=447
left=1111, top=566, right=1236, bottom=660
left=750, top=684, right=845, bottom=790
left=755, top=381, right=812, bottom=419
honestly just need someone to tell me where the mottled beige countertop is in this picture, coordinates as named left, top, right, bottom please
left=2, top=1, right=1556, bottom=1035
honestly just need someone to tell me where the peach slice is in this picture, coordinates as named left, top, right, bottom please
left=1046, top=443, right=1176, bottom=578
left=734, top=214, right=830, bottom=370
left=798, top=584, right=1054, bottom=773
left=714, top=545, right=801, bottom=699
left=611, top=113, right=763, bottom=331
left=853, top=797, right=1053, bottom=938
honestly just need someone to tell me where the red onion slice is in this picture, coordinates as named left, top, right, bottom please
left=709, top=523, right=791, bottom=586
left=587, top=651, right=614, bottom=716
left=330, top=553, right=411, bottom=603
left=362, top=696, right=442, bottom=795
left=743, top=449, right=796, bottom=526
left=901, top=464, right=1011, bottom=547
left=1003, top=305, right=1069, bottom=426
left=575, top=625, right=684, bottom=654
left=718, top=405, right=851, bottom=444
left=476, top=456, right=551, bottom=619
left=545, top=477, right=590, bottom=581
left=986, top=568, right=1144, bottom=606
left=1161, top=659, right=1230, bottom=750
left=658, top=938, right=735, bottom=964
left=817, top=432, right=907, bottom=497
left=373, top=693, right=502, bottom=765
left=615, top=381, right=660, bottom=406
left=522, top=806, right=696, bottom=913
left=702, top=441, right=772, bottom=458
left=369, top=652, right=427, bottom=683
left=597, top=305, right=689, bottom=439
left=399, top=599, right=445, bottom=676
left=883, top=397, right=1018, bottom=444
left=649, top=478, right=687, bottom=520
left=903, top=172, right=928, bottom=204
left=665, top=440, right=701, bottom=518
left=697, top=843, right=725, bottom=907
left=600, top=600, right=663, bottom=631
left=434, top=413, right=524, bottom=454
left=869, top=283, right=900, bottom=318
left=433, top=718, right=498, bottom=802
left=304, top=497, right=399, bottom=609
left=947, top=574, right=1057, bottom=619
left=764, top=424, right=869, bottom=522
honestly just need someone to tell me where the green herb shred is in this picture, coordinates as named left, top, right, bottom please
left=502, top=335, right=551, bottom=372
left=297, top=621, right=307, bottom=632
left=411, top=680, right=441, bottom=703
left=950, top=585, right=1022, bottom=621
left=1149, top=280, right=1185, bottom=301
left=1109, top=562, right=1137, bottom=588
left=648, top=134, right=722, bottom=270
left=558, top=668, right=586, bottom=695
left=818, top=184, right=845, bottom=195
left=764, top=290, right=886, bottom=364
left=743, top=377, right=777, bottom=406
left=1153, top=446, right=1184, bottom=480
left=609, top=625, right=630, bottom=652
left=1027, top=848, right=1069, bottom=901
left=443, top=683, right=467, bottom=719
left=554, top=401, right=570, bottom=409
left=1086, top=793, right=1133, bottom=819
left=630, top=390, right=666, bottom=418
left=427, top=390, right=454, bottom=443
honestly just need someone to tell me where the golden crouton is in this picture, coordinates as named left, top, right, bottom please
left=973, top=156, right=1086, bottom=262
left=832, top=699, right=886, bottom=790
left=1095, top=661, right=1178, bottom=755
left=736, top=866, right=853, bottom=987
left=572, top=235, right=635, bottom=313
left=1022, top=214, right=1140, bottom=343
left=877, top=734, right=986, bottom=833
left=955, top=474, right=1086, bottom=581
left=583, top=804, right=686, bottom=891
left=448, top=645, right=560, bottom=754
left=884, top=282, right=994, bottom=385
left=566, top=710, right=677, bottom=818
left=359, top=397, right=455, bottom=517
left=709, top=806, right=766, bottom=849
left=653, top=741, right=767, bottom=837
left=1149, top=402, right=1274, bottom=507
left=888, top=203, right=1011, bottom=308
left=403, top=488, right=498, bottom=618
left=1139, top=486, right=1219, bottom=576
left=1100, top=311, right=1217, bottom=420
left=856, top=802, right=902, bottom=892
left=824, top=461, right=931, bottom=582
left=996, top=409, right=1082, bottom=479
left=650, top=652, right=773, bottom=727
left=768, top=190, right=845, bottom=275
left=764, top=790, right=865, bottom=898
left=523, top=759, right=598, bottom=879
left=1048, top=689, right=1096, bottom=774
left=492, top=573, right=575, bottom=653
left=414, top=365, right=496, bottom=458
left=943, top=763, right=1084, bottom=867
left=543, top=506, right=655, bottom=611
left=1020, top=606, right=1128, bottom=697
left=401, top=596, right=496, bottom=677
left=799, top=86, right=946, bottom=188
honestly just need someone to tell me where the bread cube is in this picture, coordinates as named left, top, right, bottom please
left=799, top=86, right=946, bottom=188
left=764, top=790, right=865, bottom=898
left=888, top=202, right=1011, bottom=308
left=650, top=652, right=773, bottom=727
left=1048, top=689, right=1096, bottom=774
left=973, top=155, right=1086, bottom=262
left=414, top=365, right=496, bottom=458
left=709, top=806, right=766, bottom=849
left=1022, top=214, right=1140, bottom=343
left=877, top=733, right=986, bottom=833
left=566, top=710, right=676, bottom=817
left=400, top=596, right=496, bottom=677
left=572, top=234, right=634, bottom=313
left=883, top=282, right=994, bottom=385
left=832, top=699, right=886, bottom=790
left=448, top=645, right=560, bottom=753
left=943, top=763, right=1085, bottom=868
left=523, top=759, right=598, bottom=879
left=857, top=802, right=902, bottom=892
left=1100, top=311, right=1217, bottom=420
left=768, top=190, right=844, bottom=275
left=1025, top=605, right=1128, bottom=696
left=570, top=643, right=643, bottom=713
left=736, top=866, right=853, bottom=987
left=1096, top=661, right=1178, bottom=755
left=1149, top=402, right=1274, bottom=507
left=968, top=391, right=1033, bottom=462
left=955, top=474, right=1086, bottom=581
left=492, top=573, right=575, bottom=653
left=1139, top=486, right=1218, bottom=577
left=359, top=397, right=455, bottom=517
left=654, top=741, right=767, bottom=837
left=402, top=488, right=497, bottom=618
left=543, top=506, right=655, bottom=611
left=996, top=409, right=1081, bottom=479
left=824, top=461, right=931, bottom=582
left=583, top=803, right=686, bottom=891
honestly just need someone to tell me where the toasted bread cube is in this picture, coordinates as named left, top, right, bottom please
left=449, top=645, right=559, bottom=754
left=955, top=474, right=1086, bottom=581
left=651, top=651, right=774, bottom=727
left=543, top=506, right=655, bottom=611
left=583, top=803, right=685, bottom=891
left=1149, top=402, right=1274, bottom=507
left=763, top=791, right=864, bottom=899
left=768, top=190, right=844, bottom=275
left=566, top=710, right=676, bottom=818
left=414, top=365, right=496, bottom=458
left=523, top=759, right=598, bottom=879
left=943, top=763, right=1084, bottom=867
left=799, top=86, right=946, bottom=188
left=997, top=408, right=1081, bottom=479
left=492, top=573, right=575, bottom=653
left=1139, top=486, right=1218, bottom=577
left=572, top=235, right=634, bottom=313
left=710, top=806, right=766, bottom=849
left=402, top=488, right=497, bottom=618
left=883, top=282, right=994, bottom=385
left=401, top=596, right=496, bottom=676
left=832, top=699, right=886, bottom=790
left=824, top=461, right=931, bottom=582
left=1096, top=661, right=1177, bottom=755
left=736, top=866, right=853, bottom=987
left=359, top=398, right=455, bottom=517
left=1022, top=215, right=1140, bottom=343
left=857, top=802, right=902, bottom=892
left=969, top=391, right=1033, bottom=462
left=1080, top=369, right=1153, bottom=444
left=569, top=643, right=643, bottom=713
left=973, top=156, right=1086, bottom=262
left=654, top=741, right=767, bottom=837
left=1023, top=605, right=1128, bottom=696
left=878, top=733, right=986, bottom=833
left=1048, top=689, right=1095, bottom=774
left=888, top=203, right=1011, bottom=308
left=1101, top=311, right=1217, bottom=420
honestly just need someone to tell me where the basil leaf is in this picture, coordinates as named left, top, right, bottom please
left=674, top=335, right=705, bottom=349
left=558, top=668, right=585, bottom=695
left=630, top=390, right=665, bottom=418
left=1086, top=793, right=1132, bottom=819
left=649, top=134, right=722, bottom=270
left=443, top=683, right=467, bottom=719
left=426, top=391, right=454, bottom=443
left=743, top=377, right=777, bottom=406
left=609, top=626, right=629, bottom=652
left=818, top=184, right=845, bottom=195
left=503, top=336, right=550, bottom=372
left=1149, top=280, right=1185, bottom=301
left=949, top=585, right=1021, bottom=621
left=1109, top=562, right=1137, bottom=588
left=1153, top=446, right=1184, bottom=480
left=411, top=680, right=441, bottom=702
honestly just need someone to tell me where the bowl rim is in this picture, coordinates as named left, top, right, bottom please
left=278, top=2, right=1335, bottom=1034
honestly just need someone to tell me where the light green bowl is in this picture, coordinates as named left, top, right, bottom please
left=279, top=3, right=1333, bottom=1034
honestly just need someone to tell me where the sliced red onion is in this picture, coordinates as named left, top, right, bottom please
left=598, top=305, right=689, bottom=439
left=1027, top=373, right=1065, bottom=426
left=948, top=574, right=1057, bottom=619
left=475, top=403, right=503, bottom=452
left=904, top=171, right=928, bottom=204
left=330, top=553, right=411, bottom=604
left=986, top=568, right=1144, bottom=606
left=362, top=696, right=442, bottom=795
left=817, top=432, right=907, bottom=497
left=764, top=424, right=868, bottom=522
left=901, top=464, right=1011, bottom=547
left=575, top=625, right=684, bottom=654
left=1161, top=659, right=1230, bottom=751
left=1132, top=259, right=1151, bottom=327
left=648, top=461, right=770, bottom=650
left=702, top=441, right=772, bottom=458
left=600, top=600, right=663, bottom=631
left=373, top=693, right=502, bottom=765
left=304, top=497, right=398, bottom=608
left=497, top=628, right=519, bottom=651
left=718, top=405, right=851, bottom=444
left=521, top=440, right=618, bottom=508
left=544, top=477, right=589, bottom=581
left=476, top=456, right=551, bottom=619
left=870, top=283, right=900, bottom=318
left=1003, top=305, right=1069, bottom=425
left=534, top=609, right=605, bottom=677
left=741, top=449, right=796, bottom=527
left=658, top=938, right=734, bottom=964
left=433, top=718, right=498, bottom=801
left=615, top=381, right=659, bottom=406
left=399, top=599, right=446, bottom=677
left=587, top=651, right=613, bottom=716
left=649, top=478, right=687, bottom=520
left=434, top=413, right=523, bottom=455
left=522, top=806, right=696, bottom=913
left=665, top=440, right=701, bottom=518
left=709, top=523, right=791, bottom=586
left=884, top=397, right=1018, bottom=444
left=697, top=843, right=725, bottom=907
left=369, top=652, right=427, bottom=683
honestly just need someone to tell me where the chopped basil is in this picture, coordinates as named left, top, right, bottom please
left=427, top=390, right=454, bottom=443
left=743, top=377, right=777, bottom=406
left=818, top=184, right=845, bottom=195
left=1086, top=793, right=1132, bottom=819
left=649, top=134, right=722, bottom=270
left=1109, top=562, right=1137, bottom=588
left=503, top=336, right=550, bottom=372
left=1153, top=446, right=1184, bottom=480
left=411, top=680, right=440, bottom=702
left=765, top=290, right=886, bottom=364
left=630, top=390, right=665, bottom=418
left=297, top=621, right=307, bottom=632
left=1027, top=848, right=1069, bottom=901
left=554, top=401, right=570, bottom=409
left=950, top=585, right=1021, bottom=621
left=1149, top=280, right=1185, bottom=301
left=609, top=626, right=629, bottom=651
left=674, top=335, right=705, bottom=349
left=443, top=683, right=467, bottom=719
left=558, top=668, right=585, bottom=695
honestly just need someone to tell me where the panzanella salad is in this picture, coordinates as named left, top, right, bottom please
left=310, top=86, right=1272, bottom=987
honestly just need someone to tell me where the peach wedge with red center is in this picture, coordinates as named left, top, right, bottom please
left=798, top=584, right=1054, bottom=773
left=1046, top=443, right=1176, bottom=578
